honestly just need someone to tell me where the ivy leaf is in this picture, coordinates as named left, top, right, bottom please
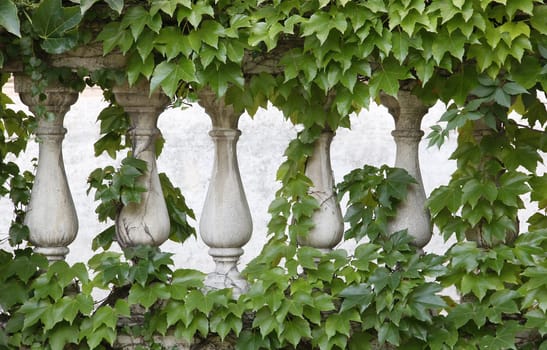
left=31, top=0, right=82, bottom=39
left=150, top=0, right=191, bottom=17
left=40, top=34, right=79, bottom=54
left=339, top=283, right=373, bottom=313
left=478, top=321, right=519, bottom=350
left=497, top=171, right=530, bottom=206
left=198, top=62, right=244, bottom=97
left=80, top=0, right=100, bottom=14
left=525, top=309, right=547, bottom=336
left=96, top=22, right=132, bottom=55
left=49, top=323, right=78, bottom=349
left=176, top=0, right=213, bottom=28
left=0, top=0, right=21, bottom=37
left=392, top=31, right=409, bottom=63
left=281, top=317, right=311, bottom=347
left=20, top=300, right=50, bottom=328
left=252, top=307, right=278, bottom=338
left=486, top=290, right=520, bottom=324
left=461, top=274, right=504, bottom=301
left=511, top=56, right=543, bottom=89
left=377, top=322, right=400, bottom=346
left=150, top=59, right=196, bottom=97
left=104, top=0, right=124, bottom=14
left=446, top=302, right=474, bottom=328
left=86, top=325, right=116, bottom=349
left=154, top=27, right=190, bottom=61
left=236, top=330, right=270, bottom=350
left=0, top=281, right=26, bottom=309
left=368, top=57, right=410, bottom=97
left=301, top=12, right=332, bottom=44
left=461, top=179, right=498, bottom=208
left=407, top=283, right=447, bottom=322
left=121, top=6, right=150, bottom=41
left=185, top=289, right=228, bottom=315
left=91, top=306, right=116, bottom=331
left=129, top=282, right=170, bottom=309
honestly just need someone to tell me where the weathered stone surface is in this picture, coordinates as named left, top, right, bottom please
left=113, top=81, right=171, bottom=247
left=14, top=75, right=79, bottom=261
left=298, top=130, right=344, bottom=251
left=381, top=90, right=432, bottom=249
left=198, top=88, right=252, bottom=298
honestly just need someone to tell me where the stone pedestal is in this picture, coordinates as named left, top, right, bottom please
left=14, top=75, right=79, bottom=261
left=298, top=130, right=344, bottom=252
left=198, top=88, right=252, bottom=298
left=112, top=82, right=170, bottom=247
left=381, top=90, right=432, bottom=249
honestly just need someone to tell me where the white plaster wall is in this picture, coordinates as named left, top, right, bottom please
left=0, top=82, right=538, bottom=272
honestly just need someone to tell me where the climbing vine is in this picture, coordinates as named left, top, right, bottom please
left=1, top=0, right=547, bottom=348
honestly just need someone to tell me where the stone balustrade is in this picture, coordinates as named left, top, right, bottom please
left=1, top=44, right=436, bottom=271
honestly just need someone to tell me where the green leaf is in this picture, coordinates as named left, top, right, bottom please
left=478, top=321, right=520, bottom=350
left=497, top=171, right=530, bottom=206
left=176, top=0, right=213, bottom=28
left=96, top=22, right=132, bottom=55
left=511, top=56, right=543, bottom=89
left=391, top=31, right=409, bottom=63
left=446, top=302, right=474, bottom=328
left=121, top=6, right=149, bottom=41
left=31, top=0, right=82, bottom=39
left=236, top=330, right=270, bottom=350
left=92, top=306, right=116, bottom=331
left=301, top=12, right=332, bottom=44
left=185, top=289, right=228, bottom=315
left=105, top=0, right=124, bottom=14
left=461, top=273, right=504, bottom=301
left=41, top=34, right=79, bottom=54
left=461, top=179, right=498, bottom=208
left=86, top=325, right=116, bottom=349
left=281, top=317, right=311, bottom=347
left=20, top=300, right=50, bottom=328
left=150, top=59, right=196, bottom=97
left=378, top=322, right=400, bottom=346
left=486, top=290, right=519, bottom=323
left=428, top=185, right=462, bottom=215
left=49, top=323, right=78, bottom=349
left=198, top=62, right=244, bottom=97
left=0, top=0, right=21, bottom=37
left=150, top=0, right=191, bottom=16
left=154, top=26, right=190, bottom=61
left=368, top=57, right=410, bottom=97
left=0, top=281, right=26, bottom=309
left=80, top=0, right=100, bottom=13
left=339, top=283, right=373, bottom=313
left=252, top=307, right=278, bottom=338
left=407, top=283, right=447, bottom=322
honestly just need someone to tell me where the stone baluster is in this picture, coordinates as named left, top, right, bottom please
left=464, top=119, right=518, bottom=247
left=198, top=88, right=252, bottom=297
left=297, top=130, right=344, bottom=252
left=14, top=75, right=79, bottom=261
left=380, top=90, right=432, bottom=250
left=112, top=82, right=170, bottom=248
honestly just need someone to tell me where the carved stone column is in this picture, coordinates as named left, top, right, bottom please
left=298, top=130, right=344, bottom=252
left=464, top=119, right=518, bottom=247
left=14, top=75, right=79, bottom=261
left=198, top=88, right=252, bottom=297
left=112, top=82, right=170, bottom=248
left=380, top=90, right=432, bottom=249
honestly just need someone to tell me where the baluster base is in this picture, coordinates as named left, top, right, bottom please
left=34, top=246, right=69, bottom=261
left=205, top=248, right=248, bottom=299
